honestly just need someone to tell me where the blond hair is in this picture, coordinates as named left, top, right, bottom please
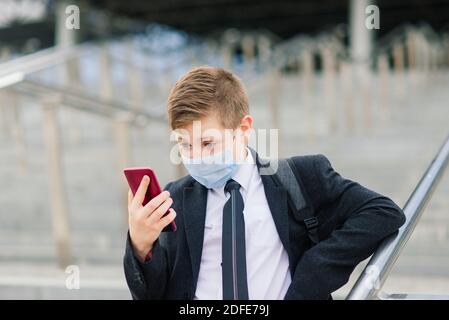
left=167, top=66, right=249, bottom=129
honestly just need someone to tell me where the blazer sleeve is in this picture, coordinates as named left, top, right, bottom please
left=123, top=182, right=173, bottom=300
left=284, top=154, right=406, bottom=300
left=123, top=232, right=169, bottom=299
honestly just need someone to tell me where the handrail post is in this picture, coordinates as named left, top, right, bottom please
left=8, top=90, right=27, bottom=174
left=377, top=53, right=390, bottom=125
left=340, top=61, right=355, bottom=135
left=126, top=39, right=144, bottom=112
left=42, top=96, right=72, bottom=269
left=242, top=34, right=255, bottom=72
left=0, top=89, right=12, bottom=138
left=320, top=44, right=338, bottom=134
left=393, top=41, right=406, bottom=103
left=100, top=43, right=114, bottom=101
left=268, top=67, right=281, bottom=153
left=300, top=49, right=314, bottom=140
left=347, top=134, right=449, bottom=300
left=406, top=29, right=416, bottom=70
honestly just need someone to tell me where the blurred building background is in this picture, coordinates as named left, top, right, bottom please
left=0, top=0, right=448, bottom=299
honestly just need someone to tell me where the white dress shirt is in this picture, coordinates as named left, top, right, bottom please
left=194, top=148, right=292, bottom=300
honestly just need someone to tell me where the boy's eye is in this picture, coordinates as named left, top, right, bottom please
left=179, top=142, right=191, bottom=149
left=203, top=142, right=216, bottom=149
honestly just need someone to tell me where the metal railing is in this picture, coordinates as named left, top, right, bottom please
left=347, top=133, right=449, bottom=300
left=14, top=78, right=166, bottom=123
left=0, top=44, right=98, bottom=89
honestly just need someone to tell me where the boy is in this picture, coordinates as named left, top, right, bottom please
left=123, top=66, right=406, bottom=300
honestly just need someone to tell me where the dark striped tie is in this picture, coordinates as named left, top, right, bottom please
left=222, top=179, right=249, bottom=300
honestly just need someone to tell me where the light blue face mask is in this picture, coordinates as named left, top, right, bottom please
left=181, top=148, right=239, bottom=189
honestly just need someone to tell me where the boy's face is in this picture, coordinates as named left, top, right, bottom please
left=175, top=112, right=253, bottom=162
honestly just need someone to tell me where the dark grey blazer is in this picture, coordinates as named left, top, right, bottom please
left=123, top=148, right=406, bottom=300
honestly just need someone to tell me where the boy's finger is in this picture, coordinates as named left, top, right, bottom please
left=149, top=197, right=173, bottom=222
left=128, top=189, right=133, bottom=208
left=142, top=190, right=170, bottom=217
left=131, top=175, right=150, bottom=209
left=158, top=208, right=177, bottom=229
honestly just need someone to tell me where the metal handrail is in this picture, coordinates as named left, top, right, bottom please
left=347, top=133, right=449, bottom=300
left=0, top=44, right=98, bottom=88
left=13, top=79, right=166, bottom=124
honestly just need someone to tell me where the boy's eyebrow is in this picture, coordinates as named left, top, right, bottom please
left=176, top=135, right=216, bottom=143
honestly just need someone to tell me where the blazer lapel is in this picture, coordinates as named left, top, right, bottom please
left=249, top=147, right=291, bottom=257
left=183, top=181, right=208, bottom=288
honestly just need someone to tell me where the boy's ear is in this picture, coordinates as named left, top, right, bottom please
left=239, top=115, right=253, bottom=135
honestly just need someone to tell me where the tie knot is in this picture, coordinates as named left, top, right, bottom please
left=224, top=179, right=240, bottom=193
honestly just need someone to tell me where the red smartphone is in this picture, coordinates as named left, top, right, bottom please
left=123, top=167, right=177, bottom=232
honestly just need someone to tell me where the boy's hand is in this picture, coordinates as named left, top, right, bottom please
left=128, top=175, right=176, bottom=262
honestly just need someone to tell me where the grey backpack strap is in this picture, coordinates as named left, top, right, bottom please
left=275, top=159, right=307, bottom=212
left=271, top=158, right=320, bottom=245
